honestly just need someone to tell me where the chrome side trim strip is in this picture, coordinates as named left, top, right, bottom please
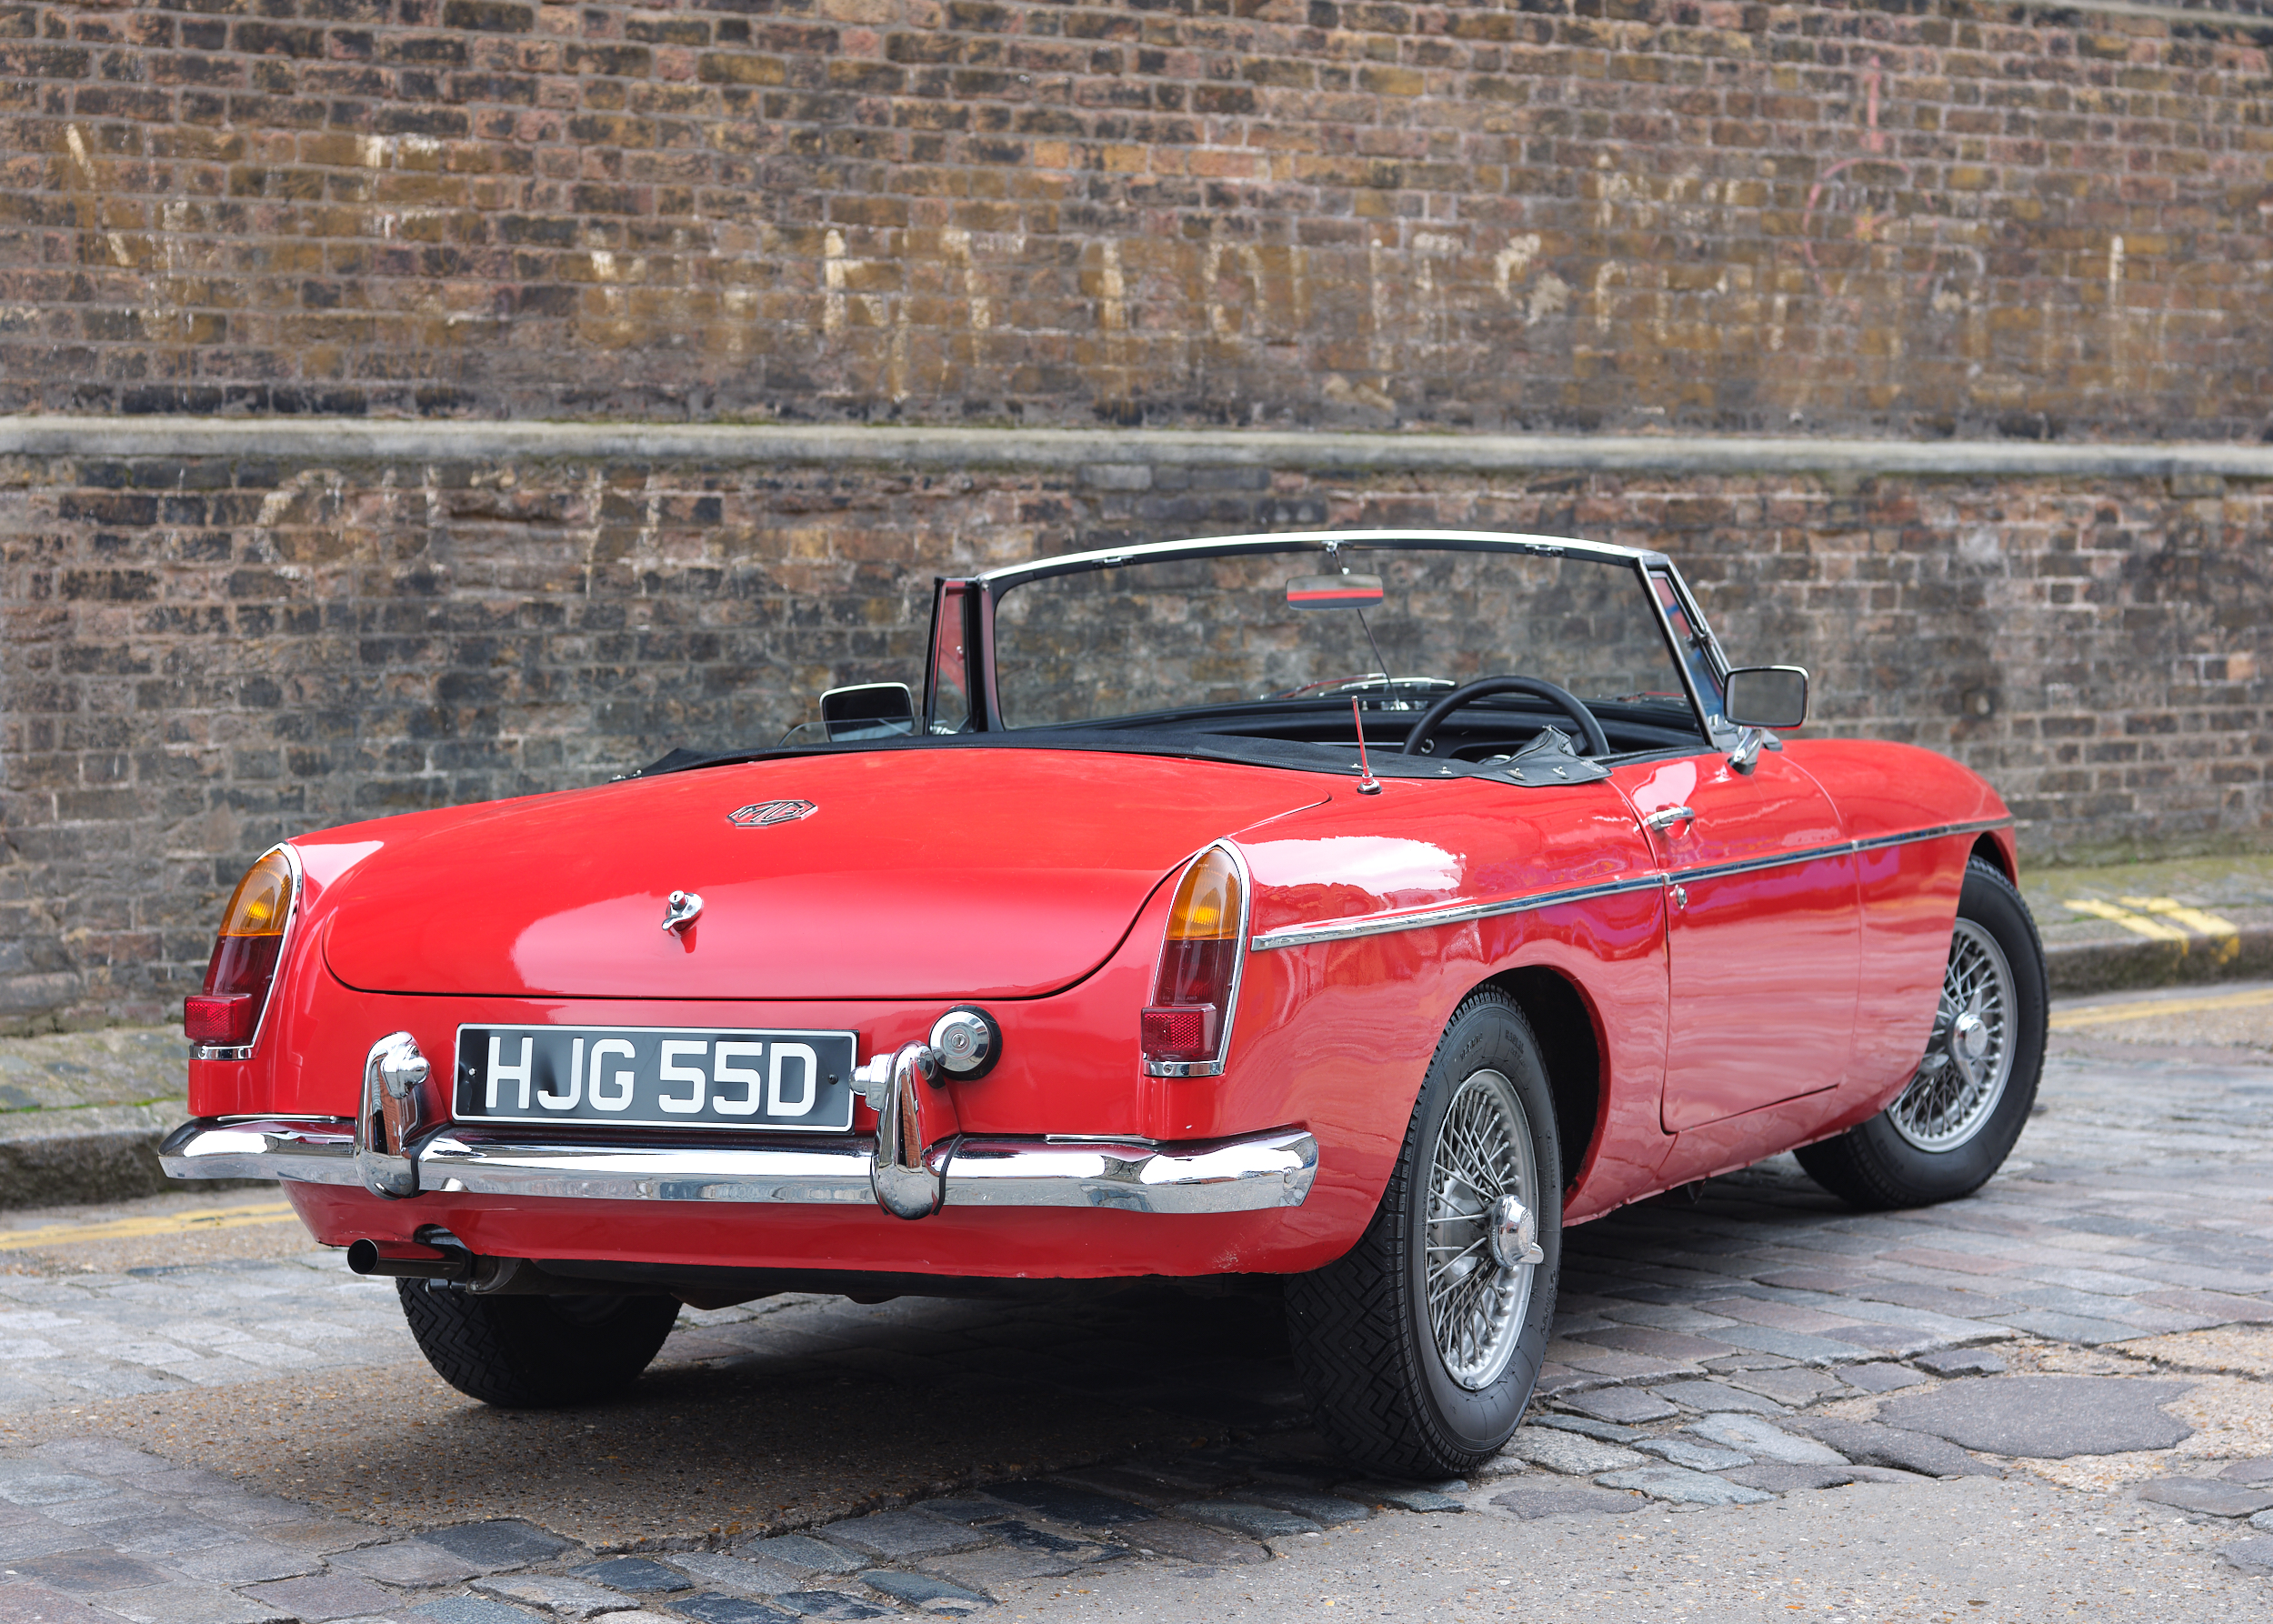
left=1249, top=817, right=2013, bottom=952
left=158, top=1118, right=1319, bottom=1216
left=158, top=1117, right=361, bottom=1186
left=1250, top=875, right=1663, bottom=952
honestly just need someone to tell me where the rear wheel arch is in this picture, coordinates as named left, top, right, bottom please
left=1969, top=834, right=2015, bottom=884
left=1487, top=965, right=1602, bottom=1194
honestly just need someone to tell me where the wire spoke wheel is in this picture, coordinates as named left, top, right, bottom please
left=1425, top=1068, right=1539, bottom=1390
left=1887, top=917, right=2017, bottom=1152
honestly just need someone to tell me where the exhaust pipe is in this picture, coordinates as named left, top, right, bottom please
left=347, top=1237, right=475, bottom=1283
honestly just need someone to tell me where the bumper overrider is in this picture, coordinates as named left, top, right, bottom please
left=161, top=1038, right=1317, bottom=1219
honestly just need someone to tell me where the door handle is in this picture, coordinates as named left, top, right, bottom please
left=1643, top=805, right=1697, bottom=832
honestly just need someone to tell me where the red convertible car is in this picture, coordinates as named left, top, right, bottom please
left=162, top=530, right=2045, bottom=1476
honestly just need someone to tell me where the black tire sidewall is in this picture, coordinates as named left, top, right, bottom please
left=1398, top=997, right=1562, bottom=1458
left=1847, top=858, right=2048, bottom=1201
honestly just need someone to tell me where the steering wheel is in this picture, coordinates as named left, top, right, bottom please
left=1400, top=675, right=1610, bottom=757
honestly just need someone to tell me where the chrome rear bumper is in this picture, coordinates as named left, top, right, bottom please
left=158, top=1118, right=1318, bottom=1216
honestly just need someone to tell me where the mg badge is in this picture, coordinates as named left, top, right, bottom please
left=727, top=798, right=816, bottom=828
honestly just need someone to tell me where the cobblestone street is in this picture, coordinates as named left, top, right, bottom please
left=2, top=991, right=2271, bottom=1622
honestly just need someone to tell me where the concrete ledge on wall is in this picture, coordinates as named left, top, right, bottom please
left=4, top=416, right=2273, bottom=481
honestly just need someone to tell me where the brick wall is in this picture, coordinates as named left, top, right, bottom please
left=4, top=443, right=2268, bottom=1028
left=1, top=0, right=2268, bottom=436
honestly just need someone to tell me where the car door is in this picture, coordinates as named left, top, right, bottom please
left=1614, top=749, right=1862, bottom=1133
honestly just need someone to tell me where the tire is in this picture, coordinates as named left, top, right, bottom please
left=1797, top=856, right=2048, bottom=1210
left=396, top=1280, right=680, bottom=1408
left=1286, top=990, right=1561, bottom=1478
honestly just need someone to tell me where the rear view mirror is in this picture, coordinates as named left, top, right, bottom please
left=1286, top=573, right=1385, bottom=610
left=819, top=682, right=916, bottom=742
left=1723, top=666, right=1809, bottom=731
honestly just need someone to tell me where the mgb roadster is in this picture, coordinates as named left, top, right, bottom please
left=162, top=531, right=2045, bottom=1476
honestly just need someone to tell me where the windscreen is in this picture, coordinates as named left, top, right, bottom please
left=992, top=546, right=1697, bottom=732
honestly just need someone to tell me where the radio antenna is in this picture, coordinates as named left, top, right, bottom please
left=1351, top=698, right=1383, bottom=796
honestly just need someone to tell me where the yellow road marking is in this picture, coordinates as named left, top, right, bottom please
left=0, top=1201, right=299, bottom=1251
left=2050, top=987, right=2273, bottom=1031
left=2063, top=898, right=2191, bottom=943
left=2120, top=896, right=2242, bottom=964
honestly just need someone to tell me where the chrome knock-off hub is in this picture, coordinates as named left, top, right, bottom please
left=1487, top=1192, right=1545, bottom=1271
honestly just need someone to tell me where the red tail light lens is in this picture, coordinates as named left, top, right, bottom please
left=185, top=849, right=295, bottom=1051
left=1141, top=846, right=1247, bottom=1077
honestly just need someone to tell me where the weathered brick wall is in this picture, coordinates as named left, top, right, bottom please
left=4, top=445, right=2267, bottom=1028
left=2, top=0, right=2268, bottom=436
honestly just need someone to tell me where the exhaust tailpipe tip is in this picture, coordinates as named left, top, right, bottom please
left=346, top=1237, right=475, bottom=1283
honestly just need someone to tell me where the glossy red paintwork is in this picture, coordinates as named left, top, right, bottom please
left=197, top=723, right=2012, bottom=1280
left=322, top=753, right=1327, bottom=1001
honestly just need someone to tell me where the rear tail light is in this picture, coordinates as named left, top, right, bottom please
left=1141, top=845, right=1248, bottom=1078
left=185, top=847, right=297, bottom=1052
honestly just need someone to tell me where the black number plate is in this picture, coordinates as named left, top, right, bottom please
left=453, top=1025, right=857, bottom=1132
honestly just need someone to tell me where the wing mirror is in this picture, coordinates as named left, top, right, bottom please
left=1721, top=666, right=1807, bottom=775
left=819, top=682, right=916, bottom=742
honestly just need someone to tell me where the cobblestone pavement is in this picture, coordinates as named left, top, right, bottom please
left=1, top=994, right=2270, bottom=1621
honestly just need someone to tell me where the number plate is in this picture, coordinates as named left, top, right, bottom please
left=453, top=1025, right=857, bottom=1132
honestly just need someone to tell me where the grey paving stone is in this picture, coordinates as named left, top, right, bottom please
left=1721, top=1464, right=1864, bottom=1492
left=416, top=1519, right=571, bottom=1572
left=774, top=1593, right=891, bottom=1620
left=86, top=1582, right=292, bottom=1624
left=1333, top=1482, right=1466, bottom=1514
left=824, top=1510, right=989, bottom=1561
left=2136, top=1477, right=2273, bottom=1517
left=1649, top=1379, right=1788, bottom=1415
left=1703, top=1324, right=1877, bottom=1364
left=1174, top=1501, right=1319, bottom=1539
left=331, top=1539, right=483, bottom=1585
left=2219, top=1536, right=2273, bottom=1577
left=908, top=1495, right=1018, bottom=1526
left=2255, top=1510, right=2273, bottom=1533
left=857, top=1568, right=992, bottom=1613
left=1114, top=1516, right=1267, bottom=1565
left=2222, top=1458, right=2273, bottom=1487
left=736, top=1536, right=863, bottom=1575
left=670, top=1551, right=815, bottom=1596
left=239, top=1572, right=402, bottom=1619
left=0, top=1475, right=115, bottom=1509
left=1556, top=1386, right=1680, bottom=1425
left=1686, top=1414, right=1847, bottom=1466
left=981, top=1481, right=1151, bottom=1529
left=0, top=1579, right=118, bottom=1623
left=83, top=1513, right=243, bottom=1556
left=413, top=1599, right=548, bottom=1624
left=11, top=1551, right=173, bottom=1594
left=1595, top=1467, right=1775, bottom=1507
left=1837, top=1362, right=1933, bottom=1394
left=921, top=1545, right=1122, bottom=1589
left=670, top=1601, right=800, bottom=1624
left=1566, top=1327, right=1738, bottom=1362
left=1526, top=1413, right=1644, bottom=1445
left=0, top=1519, right=95, bottom=1561
left=1879, top=1376, right=2197, bottom=1459
left=1795, top=1418, right=2000, bottom=1479
left=1635, top=1437, right=1752, bottom=1472
left=1994, top=1309, right=2155, bottom=1346
left=1717, top=1367, right=1843, bottom=1408
left=1487, top=1487, right=1643, bottom=1520
left=1237, top=1489, right=1372, bottom=1527
left=573, top=1556, right=693, bottom=1594
left=474, top=1573, right=638, bottom=1619
left=170, top=1542, right=321, bottom=1586
left=1505, top=1429, right=1647, bottom=1476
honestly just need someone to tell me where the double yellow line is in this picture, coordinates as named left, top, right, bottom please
left=2049, top=986, right=2273, bottom=1031
left=2065, top=895, right=2241, bottom=963
left=0, top=1200, right=299, bottom=1252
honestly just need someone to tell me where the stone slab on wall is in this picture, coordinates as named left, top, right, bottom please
left=2, top=426, right=2268, bottom=1028
left=1, top=0, right=2269, bottom=436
